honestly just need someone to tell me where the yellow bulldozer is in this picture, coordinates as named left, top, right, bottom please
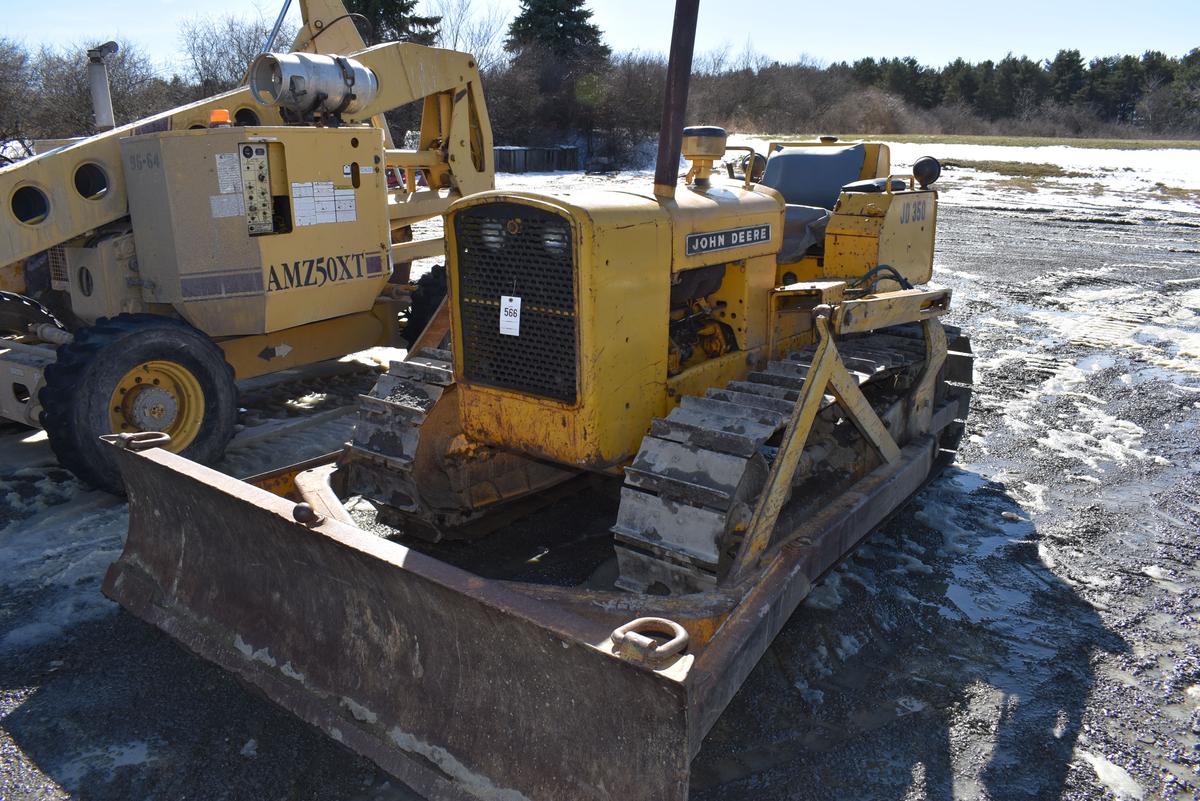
left=101, top=1, right=973, bottom=798
left=0, top=0, right=492, bottom=492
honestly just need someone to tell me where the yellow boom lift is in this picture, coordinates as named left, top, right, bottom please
left=0, top=0, right=492, bottom=492
left=102, top=1, right=973, bottom=797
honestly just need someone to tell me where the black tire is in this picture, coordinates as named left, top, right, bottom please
left=389, top=224, right=414, bottom=284
left=0, top=291, right=64, bottom=335
left=403, top=263, right=447, bottom=347
left=39, top=314, right=237, bottom=495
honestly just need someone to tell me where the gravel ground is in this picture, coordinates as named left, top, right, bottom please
left=1, top=161, right=1198, bottom=800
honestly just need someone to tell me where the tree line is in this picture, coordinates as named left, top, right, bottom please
left=2, top=0, right=1197, bottom=168
left=486, top=2, right=1199, bottom=166
left=842, top=50, right=1198, bottom=132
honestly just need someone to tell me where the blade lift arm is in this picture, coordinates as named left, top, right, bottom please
left=728, top=295, right=950, bottom=582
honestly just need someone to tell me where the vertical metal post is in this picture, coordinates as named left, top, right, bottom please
left=653, top=0, right=700, bottom=200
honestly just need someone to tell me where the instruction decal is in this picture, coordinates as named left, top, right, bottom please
left=499, top=295, right=521, bottom=336
left=215, top=153, right=242, bottom=194
left=209, top=193, right=245, bottom=218
left=291, top=181, right=356, bottom=226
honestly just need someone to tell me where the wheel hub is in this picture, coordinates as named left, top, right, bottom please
left=109, top=360, right=205, bottom=453
left=125, top=386, right=180, bottom=429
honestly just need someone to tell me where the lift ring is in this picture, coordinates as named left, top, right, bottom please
left=610, top=617, right=689, bottom=667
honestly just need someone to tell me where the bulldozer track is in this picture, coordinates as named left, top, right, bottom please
left=343, top=327, right=973, bottom=576
left=234, top=359, right=387, bottom=431
left=344, top=347, right=455, bottom=520
left=613, top=324, right=972, bottom=592
left=212, top=358, right=394, bottom=476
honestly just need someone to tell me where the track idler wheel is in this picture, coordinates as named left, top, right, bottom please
left=40, top=314, right=237, bottom=494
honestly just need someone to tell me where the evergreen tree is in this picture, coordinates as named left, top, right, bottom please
left=1109, top=54, right=1147, bottom=121
left=497, top=0, right=611, bottom=152
left=1046, top=49, right=1085, bottom=104
left=343, top=0, right=440, bottom=46
left=1080, top=55, right=1144, bottom=121
left=850, top=57, right=881, bottom=86
left=993, top=55, right=1048, bottom=118
left=1139, top=50, right=1176, bottom=89
left=941, top=58, right=979, bottom=107
left=971, top=60, right=1000, bottom=119
left=1171, top=49, right=1200, bottom=129
left=505, top=0, right=610, bottom=60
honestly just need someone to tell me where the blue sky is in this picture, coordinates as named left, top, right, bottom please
left=7, top=0, right=1198, bottom=74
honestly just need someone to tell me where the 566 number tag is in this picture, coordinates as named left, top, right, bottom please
left=500, top=295, right=521, bottom=336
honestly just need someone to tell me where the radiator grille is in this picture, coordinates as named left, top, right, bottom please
left=47, top=246, right=69, bottom=290
left=454, top=202, right=577, bottom=404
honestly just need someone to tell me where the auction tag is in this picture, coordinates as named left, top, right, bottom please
left=499, top=295, right=521, bottom=336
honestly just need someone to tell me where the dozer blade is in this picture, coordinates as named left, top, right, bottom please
left=103, top=447, right=697, bottom=801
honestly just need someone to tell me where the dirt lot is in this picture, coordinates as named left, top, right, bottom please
left=1, top=157, right=1199, bottom=800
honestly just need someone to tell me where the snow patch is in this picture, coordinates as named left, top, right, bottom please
left=727, top=134, right=1200, bottom=214
left=0, top=485, right=124, bottom=653
left=342, top=696, right=379, bottom=724
left=792, top=677, right=825, bottom=705
left=56, top=741, right=153, bottom=787
left=1036, top=407, right=1162, bottom=471
left=835, top=634, right=863, bottom=661
left=1077, top=751, right=1144, bottom=801
left=281, top=662, right=306, bottom=681
left=804, top=572, right=844, bottom=610
left=1020, top=483, right=1048, bottom=513
left=233, top=635, right=278, bottom=668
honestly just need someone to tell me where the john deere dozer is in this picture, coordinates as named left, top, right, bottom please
left=0, top=0, right=492, bottom=492
left=102, top=1, right=973, bottom=797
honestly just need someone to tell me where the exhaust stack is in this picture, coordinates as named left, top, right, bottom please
left=87, top=41, right=119, bottom=133
left=653, top=0, right=700, bottom=200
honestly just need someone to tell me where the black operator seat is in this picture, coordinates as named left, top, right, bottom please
left=760, top=143, right=866, bottom=262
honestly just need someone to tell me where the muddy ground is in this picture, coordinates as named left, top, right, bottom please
left=1, top=170, right=1199, bottom=800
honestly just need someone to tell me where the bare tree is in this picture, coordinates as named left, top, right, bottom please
left=24, top=40, right=177, bottom=140
left=0, top=39, right=33, bottom=162
left=430, top=0, right=510, bottom=70
left=180, top=13, right=299, bottom=96
left=1135, top=74, right=1171, bottom=132
left=694, top=45, right=732, bottom=77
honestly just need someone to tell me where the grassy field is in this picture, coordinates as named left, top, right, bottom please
left=941, top=159, right=1093, bottom=178
left=755, top=133, right=1200, bottom=150
left=1152, top=182, right=1200, bottom=202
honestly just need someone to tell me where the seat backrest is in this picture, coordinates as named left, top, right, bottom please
left=761, top=144, right=867, bottom=210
